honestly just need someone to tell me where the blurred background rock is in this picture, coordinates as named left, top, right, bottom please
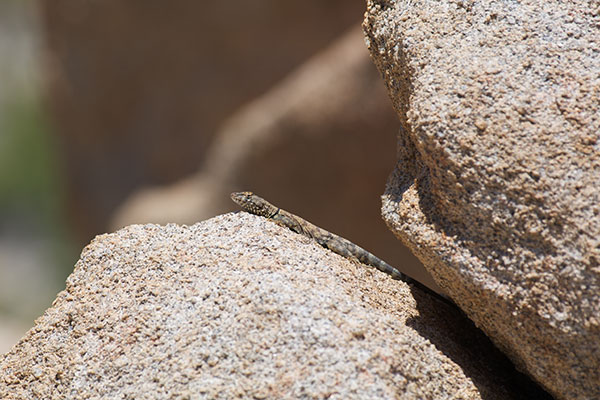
left=1, top=0, right=436, bottom=354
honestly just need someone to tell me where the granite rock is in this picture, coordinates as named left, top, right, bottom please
left=364, top=1, right=600, bottom=399
left=0, top=214, right=549, bottom=399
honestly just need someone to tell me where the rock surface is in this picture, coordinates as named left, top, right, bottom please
left=0, top=214, right=550, bottom=399
left=364, top=1, right=600, bottom=399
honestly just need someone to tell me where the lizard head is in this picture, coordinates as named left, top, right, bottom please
left=230, top=191, right=254, bottom=207
left=230, top=191, right=278, bottom=217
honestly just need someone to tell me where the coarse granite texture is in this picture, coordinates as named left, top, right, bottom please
left=0, top=213, right=550, bottom=399
left=363, top=1, right=600, bottom=399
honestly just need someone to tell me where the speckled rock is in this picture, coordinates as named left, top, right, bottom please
left=0, top=214, right=550, bottom=399
left=363, top=1, right=600, bottom=399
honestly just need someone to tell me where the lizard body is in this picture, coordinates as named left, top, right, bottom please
left=231, top=191, right=451, bottom=304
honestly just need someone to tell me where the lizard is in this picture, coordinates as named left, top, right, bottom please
left=230, top=191, right=452, bottom=305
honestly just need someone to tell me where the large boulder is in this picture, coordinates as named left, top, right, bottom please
left=0, top=214, right=549, bottom=398
left=363, top=1, right=599, bottom=399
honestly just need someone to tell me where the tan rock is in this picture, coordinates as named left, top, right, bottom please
left=0, top=214, right=549, bottom=398
left=364, top=1, right=600, bottom=399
